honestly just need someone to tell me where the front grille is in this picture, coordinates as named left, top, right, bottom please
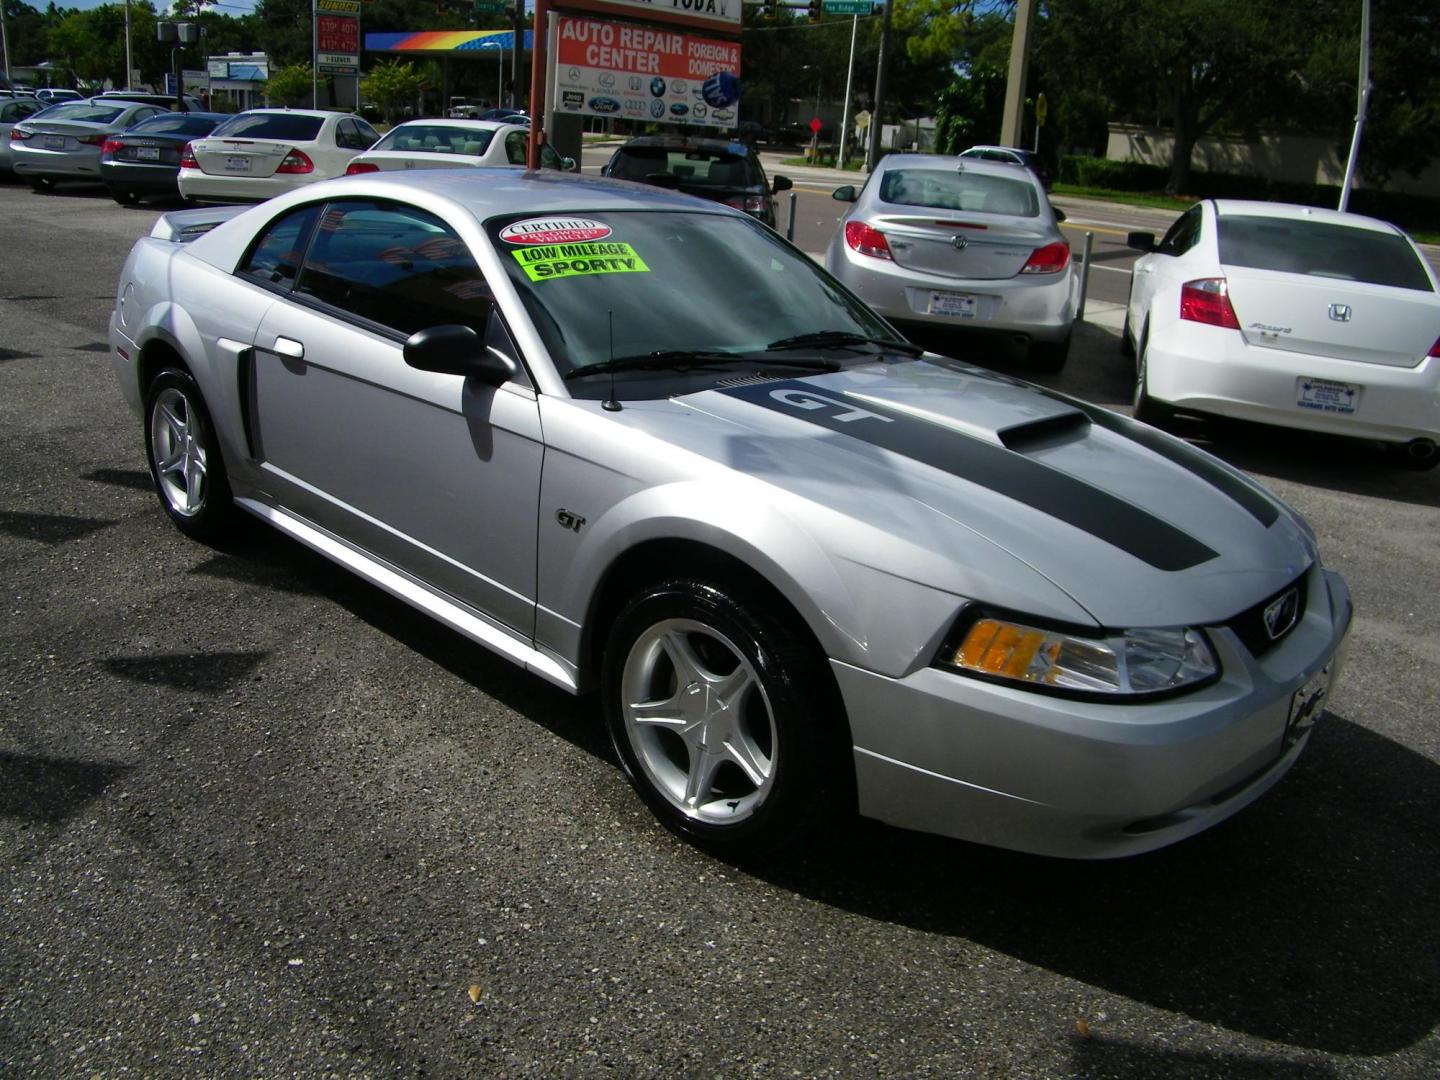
left=1226, top=567, right=1310, bottom=657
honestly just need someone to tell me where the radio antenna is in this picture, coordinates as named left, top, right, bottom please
left=603, top=309, right=621, bottom=412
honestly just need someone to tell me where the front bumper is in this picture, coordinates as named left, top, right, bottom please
left=826, top=239, right=1076, bottom=344
left=1147, top=321, right=1440, bottom=445
left=839, top=566, right=1351, bottom=858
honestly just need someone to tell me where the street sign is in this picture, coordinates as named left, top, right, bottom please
left=473, top=0, right=507, bottom=11
left=824, top=0, right=873, bottom=13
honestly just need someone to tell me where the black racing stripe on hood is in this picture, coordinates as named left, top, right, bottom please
left=720, top=380, right=1218, bottom=572
left=917, top=357, right=1279, bottom=527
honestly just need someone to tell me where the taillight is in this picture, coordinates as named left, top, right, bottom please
left=101, top=138, right=123, bottom=157
left=77, top=133, right=106, bottom=146
left=723, top=195, right=768, bottom=214
left=9, top=128, right=31, bottom=142
left=179, top=142, right=197, bottom=169
left=1428, top=337, right=1440, bottom=358
left=1180, top=277, right=1241, bottom=329
left=345, top=161, right=380, bottom=175
left=277, top=149, right=314, bottom=175
left=844, top=220, right=893, bottom=260
left=1020, top=241, right=1070, bottom=274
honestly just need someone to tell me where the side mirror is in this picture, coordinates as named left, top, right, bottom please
left=1126, top=230, right=1157, bottom=253
left=772, top=174, right=793, bottom=193
left=562, top=156, right=578, bottom=172
left=404, top=323, right=515, bottom=385
left=832, top=185, right=857, bottom=202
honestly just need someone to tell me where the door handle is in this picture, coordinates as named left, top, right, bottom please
left=273, top=336, right=305, bottom=360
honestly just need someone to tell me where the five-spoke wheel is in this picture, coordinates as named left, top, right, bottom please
left=144, top=368, right=234, bottom=540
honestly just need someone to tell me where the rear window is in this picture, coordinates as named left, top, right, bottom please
left=374, top=125, right=496, bottom=156
left=129, top=113, right=221, bottom=136
left=610, top=147, right=759, bottom=188
left=879, top=168, right=1039, bottom=217
left=33, top=103, right=126, bottom=124
left=211, top=113, right=325, bottom=141
left=1217, top=215, right=1434, bottom=292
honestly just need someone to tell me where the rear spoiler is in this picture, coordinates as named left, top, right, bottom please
left=150, top=204, right=249, bottom=243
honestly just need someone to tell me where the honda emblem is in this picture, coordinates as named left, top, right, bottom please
left=1328, top=303, right=1352, bottom=322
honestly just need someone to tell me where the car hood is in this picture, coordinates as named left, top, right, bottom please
left=615, top=358, right=1313, bottom=629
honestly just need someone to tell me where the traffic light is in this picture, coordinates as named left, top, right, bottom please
left=808, top=0, right=822, bottom=21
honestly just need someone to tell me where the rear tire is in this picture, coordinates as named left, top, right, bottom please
left=602, top=575, right=847, bottom=858
left=110, top=186, right=142, bottom=206
left=143, top=368, right=238, bottom=542
left=29, top=177, right=55, bottom=193
left=1133, top=331, right=1172, bottom=427
left=1029, top=333, right=1071, bottom=374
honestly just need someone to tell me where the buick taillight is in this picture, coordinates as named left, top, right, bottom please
left=1020, top=241, right=1071, bottom=274
left=345, top=161, right=380, bottom=175
left=101, top=138, right=123, bottom=157
left=844, top=220, right=892, bottom=260
left=179, top=142, right=197, bottom=168
left=276, top=149, right=314, bottom=175
left=1180, top=277, right=1241, bottom=329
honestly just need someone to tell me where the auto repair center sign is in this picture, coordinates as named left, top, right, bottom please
left=314, top=0, right=361, bottom=76
left=553, top=14, right=742, bottom=129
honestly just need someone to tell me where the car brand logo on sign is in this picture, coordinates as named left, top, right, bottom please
left=1328, top=303, right=1352, bottom=322
left=670, top=103, right=689, bottom=116
left=650, top=77, right=667, bottom=97
left=500, top=218, right=614, bottom=245
left=589, top=97, right=621, bottom=114
left=1263, top=588, right=1300, bottom=640
left=649, top=100, right=666, bottom=119
left=561, top=91, right=584, bottom=109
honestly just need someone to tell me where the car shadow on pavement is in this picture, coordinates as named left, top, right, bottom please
left=736, top=711, right=1438, bottom=1057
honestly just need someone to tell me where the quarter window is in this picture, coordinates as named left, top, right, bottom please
left=504, top=132, right=527, bottom=165
left=1158, top=206, right=1203, bottom=257
left=238, top=204, right=323, bottom=287
left=294, top=200, right=495, bottom=336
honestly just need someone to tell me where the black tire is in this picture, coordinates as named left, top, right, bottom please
left=29, top=176, right=55, bottom=193
left=1132, top=330, right=1171, bottom=427
left=143, top=368, right=237, bottom=541
left=1029, top=333, right=1071, bottom=374
left=110, top=186, right=141, bottom=206
left=1119, top=309, right=1136, bottom=358
left=1385, top=442, right=1440, bottom=471
left=602, top=576, right=847, bottom=857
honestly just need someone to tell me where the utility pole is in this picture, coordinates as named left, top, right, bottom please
left=837, top=14, right=857, bottom=170
left=1338, top=0, right=1371, bottom=212
left=864, top=0, right=892, bottom=171
left=999, top=0, right=1037, bottom=148
left=1, top=0, right=12, bottom=85
left=124, top=0, right=133, bottom=88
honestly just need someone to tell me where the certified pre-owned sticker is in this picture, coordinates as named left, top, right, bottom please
left=511, top=241, right=650, bottom=282
left=500, top=217, right=613, bottom=245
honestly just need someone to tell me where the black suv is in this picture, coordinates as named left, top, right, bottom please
left=601, top=136, right=792, bottom=228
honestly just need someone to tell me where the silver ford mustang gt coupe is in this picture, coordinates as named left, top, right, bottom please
left=109, top=171, right=1351, bottom=859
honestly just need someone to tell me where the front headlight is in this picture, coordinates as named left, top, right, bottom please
left=940, top=613, right=1218, bottom=698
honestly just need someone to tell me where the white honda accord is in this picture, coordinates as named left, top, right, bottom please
left=1124, top=200, right=1440, bottom=468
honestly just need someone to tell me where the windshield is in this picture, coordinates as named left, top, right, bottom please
left=212, top=113, right=325, bottom=141
left=1217, top=215, right=1434, bottom=292
left=32, top=103, right=126, bottom=124
left=880, top=167, right=1039, bottom=217
left=609, top=146, right=759, bottom=189
left=374, top=125, right=496, bottom=156
left=488, top=210, right=899, bottom=391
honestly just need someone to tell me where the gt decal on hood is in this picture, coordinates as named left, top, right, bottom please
left=719, top=380, right=1219, bottom=572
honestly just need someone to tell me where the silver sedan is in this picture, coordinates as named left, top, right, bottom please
left=826, top=153, right=1078, bottom=370
left=109, top=172, right=1350, bottom=860
left=10, top=98, right=172, bottom=190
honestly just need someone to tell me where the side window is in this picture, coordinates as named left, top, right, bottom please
left=1158, top=206, right=1203, bottom=257
left=356, top=120, right=379, bottom=147
left=505, top=131, right=527, bottom=165
left=294, top=200, right=495, bottom=337
left=336, top=119, right=356, bottom=148
left=238, top=204, right=323, bottom=287
left=538, top=142, right=561, bottom=170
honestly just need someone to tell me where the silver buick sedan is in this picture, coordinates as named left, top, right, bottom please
left=109, top=171, right=1350, bottom=859
left=826, top=153, right=1078, bottom=370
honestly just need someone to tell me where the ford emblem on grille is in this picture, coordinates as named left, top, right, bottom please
left=1263, top=588, right=1300, bottom=640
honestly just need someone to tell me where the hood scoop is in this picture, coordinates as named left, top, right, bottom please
left=997, top=409, right=1091, bottom=453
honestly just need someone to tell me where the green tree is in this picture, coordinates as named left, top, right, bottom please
left=2, top=1, right=50, bottom=69
left=266, top=61, right=312, bottom=106
left=360, top=58, right=423, bottom=123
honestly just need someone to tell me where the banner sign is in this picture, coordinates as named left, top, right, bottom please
left=552, top=15, right=742, bottom=129
left=315, top=0, right=362, bottom=76
left=584, top=0, right=741, bottom=34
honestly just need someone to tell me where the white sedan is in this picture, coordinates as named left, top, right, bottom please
left=1124, top=199, right=1440, bottom=468
left=177, top=109, right=379, bottom=203
left=343, top=119, right=574, bottom=175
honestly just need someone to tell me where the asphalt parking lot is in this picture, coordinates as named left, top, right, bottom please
left=2, top=179, right=1438, bottom=1078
